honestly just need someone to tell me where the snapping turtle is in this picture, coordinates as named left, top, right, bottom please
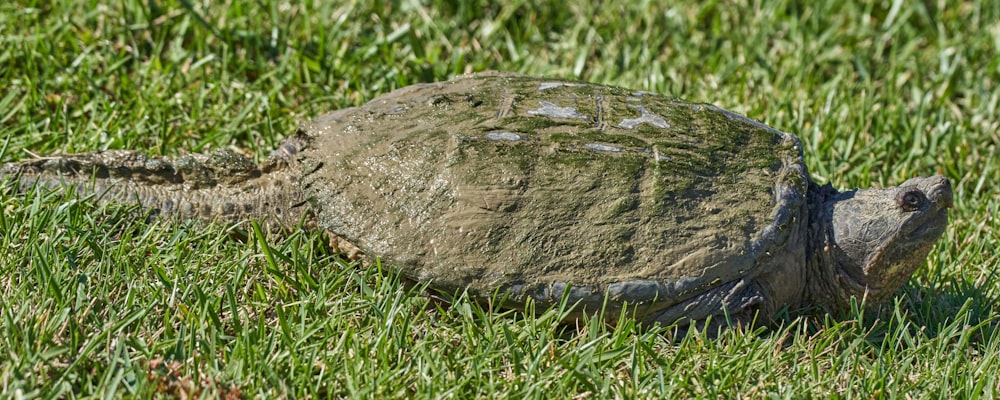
left=1, top=71, right=952, bottom=329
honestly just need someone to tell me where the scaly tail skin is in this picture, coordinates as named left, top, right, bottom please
left=0, top=147, right=310, bottom=231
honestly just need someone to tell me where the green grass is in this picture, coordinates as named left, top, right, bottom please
left=1, top=0, right=998, bottom=397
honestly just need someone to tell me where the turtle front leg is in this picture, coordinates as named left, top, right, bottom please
left=643, top=278, right=771, bottom=337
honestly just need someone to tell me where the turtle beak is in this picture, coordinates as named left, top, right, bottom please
left=901, top=175, right=952, bottom=239
left=901, top=175, right=953, bottom=211
left=928, top=176, right=953, bottom=210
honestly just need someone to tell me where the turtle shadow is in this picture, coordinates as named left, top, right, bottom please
left=895, top=277, right=999, bottom=342
left=334, top=249, right=999, bottom=347
left=759, top=277, right=999, bottom=348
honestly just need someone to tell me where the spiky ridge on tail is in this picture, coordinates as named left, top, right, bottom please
left=0, top=147, right=309, bottom=230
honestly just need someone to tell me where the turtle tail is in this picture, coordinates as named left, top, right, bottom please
left=0, top=146, right=309, bottom=230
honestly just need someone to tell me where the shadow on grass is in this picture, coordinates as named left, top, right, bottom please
left=433, top=272, right=1000, bottom=349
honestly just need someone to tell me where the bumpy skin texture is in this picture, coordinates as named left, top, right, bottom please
left=1, top=149, right=309, bottom=231
left=0, top=71, right=953, bottom=329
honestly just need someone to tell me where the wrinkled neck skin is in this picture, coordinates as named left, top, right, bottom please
left=804, top=176, right=952, bottom=312
left=803, top=182, right=855, bottom=310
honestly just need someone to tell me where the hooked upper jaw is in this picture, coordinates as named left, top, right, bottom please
left=897, top=175, right=952, bottom=238
left=901, top=175, right=953, bottom=210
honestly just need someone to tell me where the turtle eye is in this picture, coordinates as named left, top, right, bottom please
left=896, top=189, right=924, bottom=212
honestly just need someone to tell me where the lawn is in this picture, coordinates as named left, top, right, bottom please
left=1, top=0, right=998, bottom=398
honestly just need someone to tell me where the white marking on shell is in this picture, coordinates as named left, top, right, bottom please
left=617, top=105, right=670, bottom=129
left=538, top=82, right=586, bottom=90
left=631, top=90, right=658, bottom=97
left=526, top=101, right=589, bottom=120
left=485, top=131, right=523, bottom=141
left=585, top=143, right=621, bottom=152
left=705, top=104, right=785, bottom=136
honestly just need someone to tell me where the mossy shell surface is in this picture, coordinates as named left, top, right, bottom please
left=298, top=71, right=808, bottom=313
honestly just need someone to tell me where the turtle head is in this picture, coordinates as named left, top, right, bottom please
left=828, top=175, right=952, bottom=302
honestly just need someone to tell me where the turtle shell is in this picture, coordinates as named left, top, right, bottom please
left=298, top=71, right=809, bottom=315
